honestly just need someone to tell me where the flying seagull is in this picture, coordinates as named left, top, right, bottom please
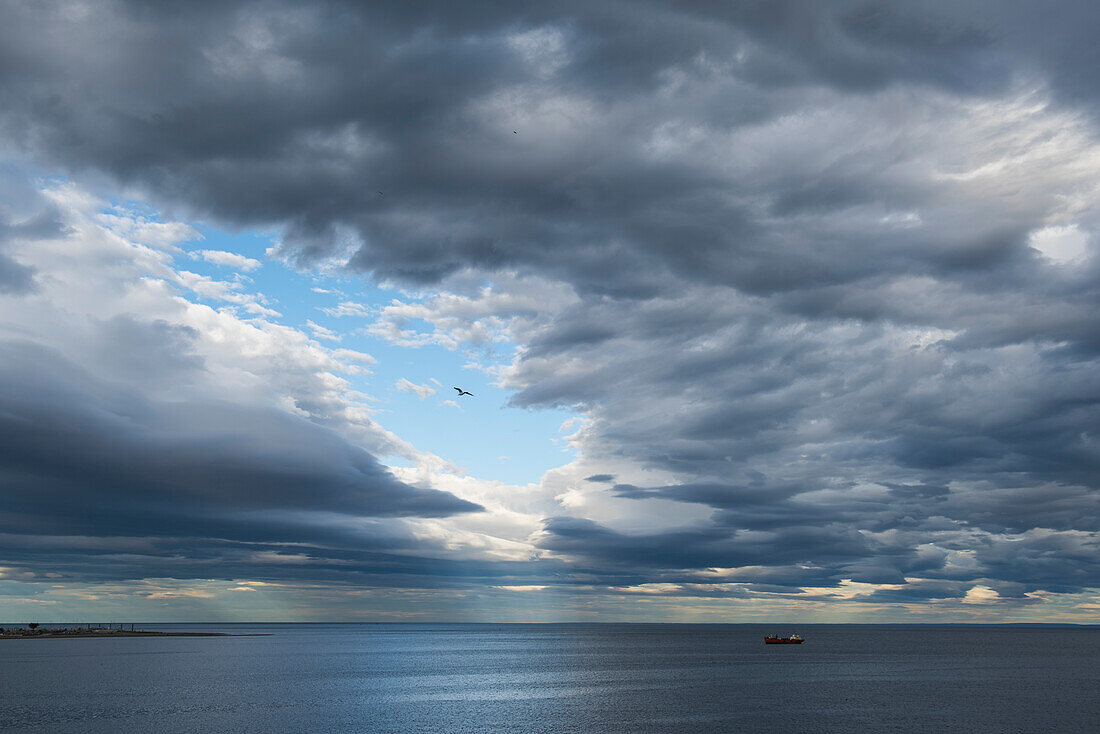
left=513, top=130, right=517, bottom=134
left=454, top=387, right=473, bottom=397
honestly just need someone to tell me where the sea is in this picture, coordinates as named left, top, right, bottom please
left=1, top=624, right=1098, bottom=733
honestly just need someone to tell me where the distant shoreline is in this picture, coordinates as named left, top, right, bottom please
left=1, top=630, right=268, bottom=639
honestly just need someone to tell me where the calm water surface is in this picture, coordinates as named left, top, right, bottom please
left=1, top=624, right=1098, bottom=733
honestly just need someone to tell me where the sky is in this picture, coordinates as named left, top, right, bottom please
left=0, top=0, right=1098, bottom=623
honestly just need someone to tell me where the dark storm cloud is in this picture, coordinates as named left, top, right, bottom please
left=1, top=0, right=1095, bottom=291
left=0, top=338, right=483, bottom=580
left=539, top=516, right=871, bottom=571
left=511, top=289, right=1099, bottom=505
left=0, top=531, right=568, bottom=589
left=2, top=0, right=1100, bottom=604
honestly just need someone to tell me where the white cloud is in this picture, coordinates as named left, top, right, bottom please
left=98, top=210, right=200, bottom=250
left=306, top=319, right=341, bottom=341
left=962, top=585, right=1001, bottom=605
left=1030, top=224, right=1091, bottom=264
left=173, top=269, right=281, bottom=317
left=395, top=377, right=435, bottom=399
left=367, top=271, right=577, bottom=350
left=192, top=249, right=262, bottom=272
left=320, top=300, right=372, bottom=317
left=330, top=348, right=376, bottom=366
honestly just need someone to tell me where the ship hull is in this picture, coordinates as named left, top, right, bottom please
left=764, top=638, right=803, bottom=644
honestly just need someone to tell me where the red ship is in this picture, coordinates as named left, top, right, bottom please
left=764, top=633, right=803, bottom=644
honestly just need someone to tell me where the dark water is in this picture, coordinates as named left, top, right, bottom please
left=1, top=624, right=1098, bottom=733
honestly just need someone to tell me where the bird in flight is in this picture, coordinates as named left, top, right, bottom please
left=513, top=130, right=517, bottom=134
left=377, top=191, right=384, bottom=196
left=454, top=387, right=473, bottom=397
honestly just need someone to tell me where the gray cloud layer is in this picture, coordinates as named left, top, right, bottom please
left=0, top=1, right=1093, bottom=283
left=0, top=333, right=486, bottom=583
left=1, top=0, right=1099, bottom=610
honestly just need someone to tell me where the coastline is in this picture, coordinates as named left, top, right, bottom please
left=1, top=630, right=266, bottom=639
